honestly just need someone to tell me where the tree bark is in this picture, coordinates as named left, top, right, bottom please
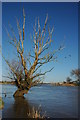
left=13, top=89, right=28, bottom=97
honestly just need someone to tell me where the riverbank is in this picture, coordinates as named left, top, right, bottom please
left=50, top=82, right=77, bottom=86
left=0, top=81, right=15, bottom=85
left=0, top=81, right=78, bottom=86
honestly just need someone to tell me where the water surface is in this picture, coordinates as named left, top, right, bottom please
left=0, top=84, right=78, bottom=118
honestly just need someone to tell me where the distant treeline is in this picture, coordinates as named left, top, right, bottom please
left=0, top=79, right=80, bottom=86
left=0, top=81, right=15, bottom=85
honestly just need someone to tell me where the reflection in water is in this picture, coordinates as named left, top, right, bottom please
left=3, top=97, right=33, bottom=118
left=13, top=97, right=31, bottom=118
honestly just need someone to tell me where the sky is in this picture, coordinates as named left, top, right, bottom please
left=2, top=2, right=78, bottom=82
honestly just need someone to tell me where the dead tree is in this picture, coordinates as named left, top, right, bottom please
left=3, top=9, right=64, bottom=97
left=71, top=69, right=80, bottom=83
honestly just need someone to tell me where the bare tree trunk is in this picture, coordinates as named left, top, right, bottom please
left=13, top=89, right=28, bottom=97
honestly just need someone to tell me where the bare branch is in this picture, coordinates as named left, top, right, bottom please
left=41, top=14, right=48, bottom=37
left=31, top=67, right=54, bottom=79
left=33, top=64, right=43, bottom=73
left=2, top=76, right=14, bottom=80
left=23, top=8, right=25, bottom=41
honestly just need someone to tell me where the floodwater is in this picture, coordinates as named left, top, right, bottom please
left=0, top=84, right=78, bottom=118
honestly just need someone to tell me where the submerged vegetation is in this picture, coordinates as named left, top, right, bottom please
left=27, top=106, right=46, bottom=119
left=0, top=97, right=4, bottom=110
